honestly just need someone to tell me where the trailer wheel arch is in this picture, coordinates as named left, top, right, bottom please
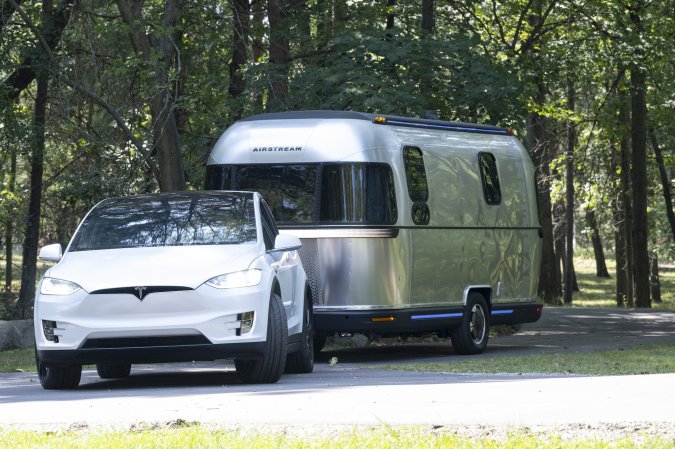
left=463, top=286, right=492, bottom=310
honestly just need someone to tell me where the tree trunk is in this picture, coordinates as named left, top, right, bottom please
left=115, top=0, right=185, bottom=192
left=618, top=88, right=634, bottom=307
left=386, top=0, right=396, bottom=30
left=628, top=2, right=650, bottom=309
left=563, top=73, right=575, bottom=304
left=4, top=149, right=16, bottom=292
left=587, top=209, right=611, bottom=278
left=333, top=0, right=348, bottom=29
left=229, top=0, right=250, bottom=122
left=613, top=197, right=628, bottom=307
left=18, top=1, right=52, bottom=319
left=649, top=126, right=675, bottom=243
left=420, top=0, right=435, bottom=115
left=527, top=84, right=562, bottom=303
left=4, top=0, right=74, bottom=100
left=266, top=0, right=290, bottom=112
left=649, top=252, right=662, bottom=303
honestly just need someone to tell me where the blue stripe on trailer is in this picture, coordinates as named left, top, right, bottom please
left=491, top=309, right=514, bottom=315
left=410, top=312, right=463, bottom=320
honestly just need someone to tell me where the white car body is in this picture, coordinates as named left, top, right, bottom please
left=34, top=191, right=313, bottom=389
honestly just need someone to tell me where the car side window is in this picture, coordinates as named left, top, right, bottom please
left=259, top=200, right=278, bottom=250
left=478, top=152, right=502, bottom=205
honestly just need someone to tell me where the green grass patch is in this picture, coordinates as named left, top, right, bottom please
left=378, top=342, right=675, bottom=376
left=573, top=258, right=675, bottom=310
left=0, top=426, right=670, bottom=449
left=0, top=347, right=35, bottom=373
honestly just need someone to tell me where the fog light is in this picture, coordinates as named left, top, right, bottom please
left=42, top=320, right=59, bottom=343
left=237, top=312, right=254, bottom=336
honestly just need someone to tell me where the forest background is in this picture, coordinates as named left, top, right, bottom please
left=0, top=0, right=673, bottom=319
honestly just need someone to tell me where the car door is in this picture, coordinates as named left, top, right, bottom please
left=260, top=200, right=297, bottom=321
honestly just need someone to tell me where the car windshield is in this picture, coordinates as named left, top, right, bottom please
left=69, top=192, right=257, bottom=251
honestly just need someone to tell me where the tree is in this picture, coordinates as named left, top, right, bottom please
left=115, top=0, right=185, bottom=192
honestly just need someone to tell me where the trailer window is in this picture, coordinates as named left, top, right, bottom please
left=205, top=163, right=397, bottom=225
left=478, top=152, right=502, bottom=205
left=402, top=147, right=429, bottom=202
left=205, top=164, right=319, bottom=223
left=320, top=163, right=397, bottom=225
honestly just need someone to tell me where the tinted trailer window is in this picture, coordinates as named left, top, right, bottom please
left=205, top=163, right=397, bottom=225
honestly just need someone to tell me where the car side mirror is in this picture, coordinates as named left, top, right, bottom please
left=273, top=234, right=302, bottom=251
left=38, top=243, right=63, bottom=262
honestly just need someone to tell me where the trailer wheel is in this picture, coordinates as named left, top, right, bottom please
left=451, top=293, right=490, bottom=355
left=36, top=349, right=82, bottom=390
left=235, top=291, right=288, bottom=383
left=285, top=287, right=314, bottom=374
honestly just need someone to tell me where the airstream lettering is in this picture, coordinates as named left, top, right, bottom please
left=206, top=111, right=543, bottom=355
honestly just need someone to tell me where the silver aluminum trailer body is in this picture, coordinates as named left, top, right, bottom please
left=206, top=111, right=542, bottom=353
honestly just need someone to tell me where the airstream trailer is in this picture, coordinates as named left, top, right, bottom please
left=205, top=111, right=542, bottom=355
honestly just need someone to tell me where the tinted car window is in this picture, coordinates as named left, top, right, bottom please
left=69, top=193, right=257, bottom=251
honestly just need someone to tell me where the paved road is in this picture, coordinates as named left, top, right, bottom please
left=1, top=307, right=673, bottom=430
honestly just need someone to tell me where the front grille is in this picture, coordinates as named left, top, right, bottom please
left=90, top=286, right=193, bottom=300
left=81, top=335, right=210, bottom=349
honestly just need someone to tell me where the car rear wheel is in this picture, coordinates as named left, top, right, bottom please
left=96, top=363, right=131, bottom=379
left=235, top=291, right=288, bottom=383
left=36, top=349, right=82, bottom=390
left=450, top=292, right=490, bottom=355
left=285, top=287, right=314, bottom=374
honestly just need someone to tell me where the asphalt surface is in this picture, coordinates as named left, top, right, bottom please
left=0, top=307, right=674, bottom=430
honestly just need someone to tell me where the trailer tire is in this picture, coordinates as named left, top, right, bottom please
left=451, top=293, right=490, bottom=355
left=235, top=291, right=288, bottom=383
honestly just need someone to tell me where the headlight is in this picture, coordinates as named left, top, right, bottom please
left=40, top=278, right=82, bottom=296
left=206, top=269, right=262, bottom=289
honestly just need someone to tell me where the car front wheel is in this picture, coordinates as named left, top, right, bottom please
left=285, top=287, right=314, bottom=374
left=235, top=291, right=288, bottom=383
left=36, top=349, right=82, bottom=390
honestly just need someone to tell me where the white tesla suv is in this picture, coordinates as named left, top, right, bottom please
left=34, top=191, right=314, bottom=389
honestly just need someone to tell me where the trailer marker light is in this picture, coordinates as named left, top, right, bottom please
left=374, top=116, right=387, bottom=124
left=371, top=316, right=395, bottom=322
left=491, top=309, right=513, bottom=316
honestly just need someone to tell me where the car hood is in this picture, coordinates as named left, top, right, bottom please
left=45, top=244, right=262, bottom=292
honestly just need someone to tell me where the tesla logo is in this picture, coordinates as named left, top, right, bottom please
left=134, top=286, right=148, bottom=301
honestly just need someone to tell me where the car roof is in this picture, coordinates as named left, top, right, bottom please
left=96, top=191, right=257, bottom=208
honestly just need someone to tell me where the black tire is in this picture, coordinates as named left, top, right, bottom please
left=285, top=288, right=314, bottom=374
left=313, top=336, right=326, bottom=355
left=451, top=293, right=490, bottom=355
left=235, top=291, right=288, bottom=383
left=35, top=349, right=82, bottom=390
left=96, top=362, right=132, bottom=379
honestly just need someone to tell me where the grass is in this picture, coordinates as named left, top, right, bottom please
left=379, top=342, right=675, bottom=376
left=572, top=258, right=675, bottom=310
left=0, top=347, right=35, bottom=373
left=0, top=426, right=671, bottom=449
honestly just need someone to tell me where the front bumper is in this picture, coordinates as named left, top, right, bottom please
left=34, top=281, right=272, bottom=363
left=36, top=341, right=267, bottom=365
